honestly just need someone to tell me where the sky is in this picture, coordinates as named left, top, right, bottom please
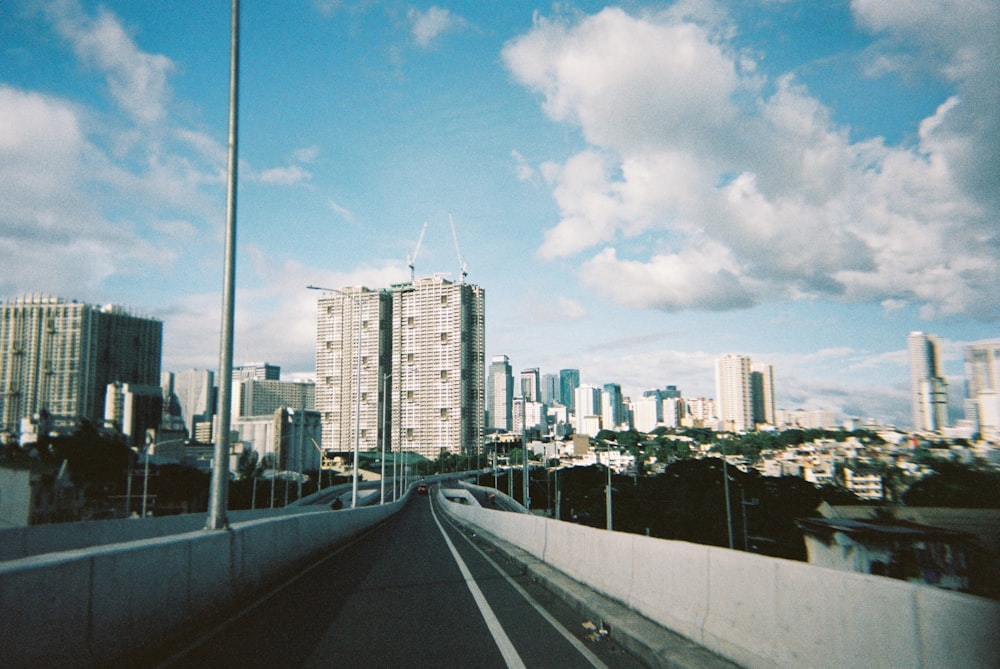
left=2, top=0, right=998, bottom=428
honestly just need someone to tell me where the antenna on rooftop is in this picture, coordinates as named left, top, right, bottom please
left=407, top=220, right=429, bottom=283
left=449, top=212, right=468, bottom=284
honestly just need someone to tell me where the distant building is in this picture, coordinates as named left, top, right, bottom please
left=602, top=383, right=623, bottom=430
left=751, top=363, right=776, bottom=426
left=716, top=354, right=753, bottom=432
left=633, top=395, right=661, bottom=432
left=520, top=367, right=540, bottom=403
left=171, top=369, right=216, bottom=443
left=487, top=355, right=513, bottom=432
left=908, top=331, right=948, bottom=432
left=574, top=385, right=601, bottom=435
left=964, top=339, right=1000, bottom=439
left=559, top=369, right=580, bottom=412
left=841, top=466, right=883, bottom=500
left=232, top=378, right=314, bottom=418
left=104, top=382, right=163, bottom=448
left=0, top=295, right=162, bottom=438
left=232, top=362, right=280, bottom=381
left=541, top=373, right=559, bottom=405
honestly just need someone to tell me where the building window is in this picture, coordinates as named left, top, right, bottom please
left=325, top=376, right=333, bottom=385
left=407, top=353, right=414, bottom=363
left=361, top=392, right=368, bottom=402
left=440, top=370, right=448, bottom=380
left=407, top=316, right=414, bottom=326
left=440, top=295, right=447, bottom=304
left=440, top=408, right=448, bottom=419
left=406, top=428, right=414, bottom=439
left=407, top=390, right=414, bottom=400
left=361, top=356, right=368, bottom=365
left=440, top=333, right=447, bottom=342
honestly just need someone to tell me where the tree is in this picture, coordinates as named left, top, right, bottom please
left=902, top=462, right=1000, bottom=508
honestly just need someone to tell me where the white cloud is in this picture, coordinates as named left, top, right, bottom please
left=510, top=150, right=536, bottom=182
left=409, top=7, right=462, bottom=49
left=47, top=0, right=174, bottom=125
left=504, top=5, right=1000, bottom=321
left=255, top=165, right=313, bottom=186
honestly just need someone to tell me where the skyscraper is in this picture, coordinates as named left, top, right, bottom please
left=232, top=362, right=280, bottom=381
left=559, top=368, right=580, bottom=412
left=963, top=339, right=1000, bottom=437
left=602, top=383, right=623, bottom=430
left=172, top=369, right=216, bottom=442
left=716, top=354, right=753, bottom=432
left=487, top=355, right=513, bottom=432
left=520, top=367, right=540, bottom=403
left=751, top=363, right=776, bottom=426
left=0, top=295, right=162, bottom=435
left=908, top=332, right=948, bottom=431
left=541, top=373, right=559, bottom=405
left=574, top=384, right=601, bottom=435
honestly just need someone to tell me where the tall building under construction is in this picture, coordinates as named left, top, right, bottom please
left=315, top=277, right=484, bottom=460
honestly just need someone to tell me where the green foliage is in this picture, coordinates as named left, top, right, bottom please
left=902, top=462, right=1000, bottom=508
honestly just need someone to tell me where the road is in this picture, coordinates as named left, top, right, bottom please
left=151, top=489, right=645, bottom=668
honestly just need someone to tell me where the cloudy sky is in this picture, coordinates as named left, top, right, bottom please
left=2, top=0, right=997, bottom=427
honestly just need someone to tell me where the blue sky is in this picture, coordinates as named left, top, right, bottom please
left=2, top=0, right=998, bottom=428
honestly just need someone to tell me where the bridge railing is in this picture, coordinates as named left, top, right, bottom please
left=0, top=497, right=405, bottom=668
left=440, top=492, right=1000, bottom=669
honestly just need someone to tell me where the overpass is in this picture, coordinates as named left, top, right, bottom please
left=1, top=478, right=997, bottom=668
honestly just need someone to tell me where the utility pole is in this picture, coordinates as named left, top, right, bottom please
left=206, top=0, right=239, bottom=531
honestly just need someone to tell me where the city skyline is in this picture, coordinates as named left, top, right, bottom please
left=2, top=1, right=997, bottom=427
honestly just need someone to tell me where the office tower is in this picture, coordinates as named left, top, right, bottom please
left=520, top=367, right=540, bottom=403
left=908, top=332, right=948, bottom=431
left=173, top=369, right=216, bottom=442
left=751, top=363, right=776, bottom=426
left=560, top=368, right=580, bottom=412
left=315, top=287, right=392, bottom=455
left=232, top=378, right=314, bottom=418
left=0, top=295, right=162, bottom=434
left=964, top=339, right=1000, bottom=437
left=574, top=384, right=601, bottom=435
left=662, top=398, right=684, bottom=428
left=390, top=277, right=485, bottom=459
left=487, top=355, right=513, bottom=432
left=233, top=362, right=280, bottom=381
left=602, top=383, right=623, bottom=430
left=541, top=373, right=559, bottom=405
left=716, top=354, right=753, bottom=432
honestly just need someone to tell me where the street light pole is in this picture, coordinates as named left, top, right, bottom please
left=380, top=372, right=391, bottom=504
left=206, top=0, right=239, bottom=531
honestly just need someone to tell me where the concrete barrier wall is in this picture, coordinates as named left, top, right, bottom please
left=0, top=489, right=357, bottom=563
left=0, top=500, right=402, bottom=668
left=441, top=500, right=1000, bottom=669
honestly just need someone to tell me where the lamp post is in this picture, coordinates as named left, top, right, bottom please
left=308, top=285, right=363, bottom=508
left=380, top=371, right=391, bottom=504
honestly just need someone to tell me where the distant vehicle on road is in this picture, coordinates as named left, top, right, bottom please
left=416, top=484, right=428, bottom=495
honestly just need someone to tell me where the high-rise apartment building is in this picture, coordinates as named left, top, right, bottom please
left=487, top=355, right=513, bottom=432
left=716, top=354, right=753, bottom=432
left=390, top=277, right=484, bottom=459
left=574, top=384, right=601, bottom=435
left=751, top=363, right=776, bottom=426
left=908, top=332, right=948, bottom=432
left=520, top=368, right=540, bottom=403
left=315, top=287, right=392, bottom=455
left=559, top=368, right=580, bottom=412
left=315, top=277, right=485, bottom=461
left=0, top=295, right=162, bottom=435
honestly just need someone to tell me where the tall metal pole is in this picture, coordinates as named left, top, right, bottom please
left=605, top=452, right=613, bottom=531
left=380, top=372, right=390, bottom=504
left=521, top=420, right=529, bottom=510
left=206, top=0, right=239, bottom=530
left=351, top=297, right=361, bottom=508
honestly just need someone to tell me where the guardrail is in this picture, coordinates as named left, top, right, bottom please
left=441, top=496, right=1000, bottom=668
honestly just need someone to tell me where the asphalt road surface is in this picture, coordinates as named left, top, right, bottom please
left=151, top=490, right=646, bottom=668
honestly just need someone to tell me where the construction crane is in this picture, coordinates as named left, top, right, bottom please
left=407, top=220, right=428, bottom=283
left=449, top=212, right=468, bottom=284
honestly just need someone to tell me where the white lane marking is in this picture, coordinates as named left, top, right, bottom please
left=445, top=515, right=610, bottom=669
left=429, top=495, right=527, bottom=669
